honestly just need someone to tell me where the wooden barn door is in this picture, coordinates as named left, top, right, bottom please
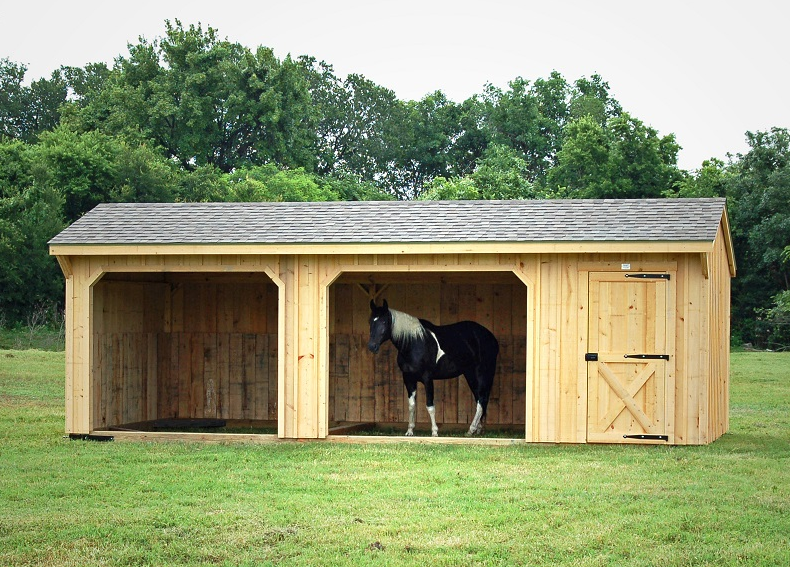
left=586, top=272, right=673, bottom=443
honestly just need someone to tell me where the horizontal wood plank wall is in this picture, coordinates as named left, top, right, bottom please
left=92, top=276, right=278, bottom=429
left=328, top=281, right=527, bottom=428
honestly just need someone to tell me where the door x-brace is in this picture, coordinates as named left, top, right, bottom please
left=596, top=362, right=658, bottom=433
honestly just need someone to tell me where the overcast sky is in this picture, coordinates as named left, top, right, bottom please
left=2, top=0, right=787, bottom=171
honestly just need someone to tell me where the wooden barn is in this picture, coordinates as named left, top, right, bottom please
left=49, top=198, right=735, bottom=445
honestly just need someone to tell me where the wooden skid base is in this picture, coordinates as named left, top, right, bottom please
left=108, top=418, right=278, bottom=434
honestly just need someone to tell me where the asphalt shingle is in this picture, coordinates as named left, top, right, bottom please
left=49, top=198, right=727, bottom=245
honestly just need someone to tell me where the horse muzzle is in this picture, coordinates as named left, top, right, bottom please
left=367, top=342, right=380, bottom=354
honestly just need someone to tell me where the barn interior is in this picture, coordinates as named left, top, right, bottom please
left=91, top=272, right=279, bottom=436
left=327, top=271, right=528, bottom=438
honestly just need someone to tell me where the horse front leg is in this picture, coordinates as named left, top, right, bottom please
left=423, top=378, right=439, bottom=437
left=403, top=376, right=418, bottom=436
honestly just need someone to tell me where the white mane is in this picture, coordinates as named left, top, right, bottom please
left=389, top=309, right=424, bottom=344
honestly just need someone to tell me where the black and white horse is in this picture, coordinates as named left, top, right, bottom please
left=367, top=300, right=499, bottom=437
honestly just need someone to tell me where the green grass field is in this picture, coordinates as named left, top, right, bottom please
left=1, top=350, right=788, bottom=566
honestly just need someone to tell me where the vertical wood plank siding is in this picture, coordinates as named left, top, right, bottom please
left=58, top=224, right=732, bottom=444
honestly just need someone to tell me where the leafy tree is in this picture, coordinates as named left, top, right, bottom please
left=394, top=91, right=462, bottom=198
left=333, top=74, right=404, bottom=194
left=471, top=144, right=543, bottom=199
left=300, top=57, right=408, bottom=195
left=605, top=113, right=682, bottom=198
left=299, top=57, right=350, bottom=177
left=109, top=143, right=176, bottom=203
left=546, top=115, right=611, bottom=196
left=483, top=77, right=552, bottom=179
left=450, top=96, right=491, bottom=177
left=62, top=62, right=111, bottom=102
left=547, top=113, right=681, bottom=198
left=0, top=58, right=26, bottom=139
left=0, top=139, right=35, bottom=196
left=174, top=164, right=229, bottom=202
left=36, top=126, right=177, bottom=222
left=75, top=20, right=316, bottom=173
left=419, top=176, right=480, bottom=200
left=321, top=174, right=393, bottom=201
left=35, top=127, right=118, bottom=221
left=0, top=140, right=64, bottom=321
left=226, top=164, right=338, bottom=202
left=420, top=144, right=550, bottom=201
left=24, top=73, right=68, bottom=141
left=667, top=158, right=730, bottom=198
left=480, top=72, right=622, bottom=182
left=569, top=74, right=622, bottom=124
left=530, top=71, right=571, bottom=168
left=754, top=290, right=790, bottom=351
left=58, top=62, right=112, bottom=133
left=0, top=185, right=64, bottom=322
left=0, top=58, right=67, bottom=142
left=726, top=128, right=790, bottom=344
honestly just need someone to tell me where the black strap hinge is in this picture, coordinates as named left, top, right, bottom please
left=623, top=434, right=669, bottom=441
left=624, top=354, right=670, bottom=360
left=625, top=273, right=670, bottom=280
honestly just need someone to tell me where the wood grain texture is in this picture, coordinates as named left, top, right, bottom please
left=58, top=221, right=732, bottom=445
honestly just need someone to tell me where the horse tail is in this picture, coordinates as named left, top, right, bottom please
left=474, top=325, right=499, bottom=419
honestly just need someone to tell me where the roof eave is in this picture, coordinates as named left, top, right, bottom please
left=720, top=207, right=737, bottom=277
left=49, top=240, right=717, bottom=257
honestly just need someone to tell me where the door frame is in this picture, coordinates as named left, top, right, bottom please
left=578, top=263, right=676, bottom=444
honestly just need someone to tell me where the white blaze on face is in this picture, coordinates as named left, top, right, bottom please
left=427, top=330, right=446, bottom=363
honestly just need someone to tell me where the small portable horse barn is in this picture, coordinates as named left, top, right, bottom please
left=49, top=198, right=735, bottom=445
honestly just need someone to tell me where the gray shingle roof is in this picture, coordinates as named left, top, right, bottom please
left=49, top=198, right=727, bottom=246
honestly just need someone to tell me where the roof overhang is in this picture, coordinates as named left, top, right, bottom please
left=50, top=240, right=717, bottom=258
left=721, top=207, right=737, bottom=277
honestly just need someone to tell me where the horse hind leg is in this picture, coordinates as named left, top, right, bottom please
left=467, top=401, right=486, bottom=436
left=464, top=369, right=492, bottom=436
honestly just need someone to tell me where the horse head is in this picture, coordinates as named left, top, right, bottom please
left=368, top=299, right=391, bottom=354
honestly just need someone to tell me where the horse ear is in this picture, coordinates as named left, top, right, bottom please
left=382, top=299, right=388, bottom=311
left=370, top=299, right=376, bottom=311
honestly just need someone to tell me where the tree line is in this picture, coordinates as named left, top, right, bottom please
left=1, top=20, right=788, bottom=348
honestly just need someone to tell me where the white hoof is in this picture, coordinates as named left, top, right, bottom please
left=405, top=430, right=414, bottom=437
left=432, top=431, right=439, bottom=437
